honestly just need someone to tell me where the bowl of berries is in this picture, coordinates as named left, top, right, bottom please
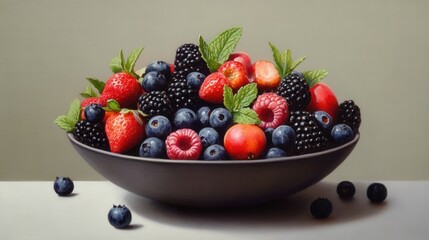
left=56, top=27, right=361, bottom=208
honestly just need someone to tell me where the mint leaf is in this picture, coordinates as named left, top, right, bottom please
left=199, top=35, right=218, bottom=72
left=233, top=108, right=261, bottom=125
left=106, top=99, right=121, bottom=112
left=223, top=85, right=234, bottom=112
left=80, top=85, right=98, bottom=98
left=291, top=56, right=307, bottom=72
left=110, top=56, right=122, bottom=73
left=303, top=69, right=329, bottom=87
left=232, top=83, right=257, bottom=110
left=125, top=47, right=144, bottom=75
left=86, top=77, right=105, bottom=94
left=269, top=42, right=287, bottom=78
left=54, top=98, right=81, bottom=132
left=209, top=27, right=242, bottom=66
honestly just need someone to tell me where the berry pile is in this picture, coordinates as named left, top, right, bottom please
left=55, top=27, right=361, bottom=160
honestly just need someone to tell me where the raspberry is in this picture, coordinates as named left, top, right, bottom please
left=166, top=129, right=202, bottom=160
left=252, top=92, right=288, bottom=129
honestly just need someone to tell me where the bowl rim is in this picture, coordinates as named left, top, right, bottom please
left=67, top=133, right=359, bottom=165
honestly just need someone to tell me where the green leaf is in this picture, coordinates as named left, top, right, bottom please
left=199, top=35, right=218, bottom=73
left=223, top=85, right=234, bottom=112
left=110, top=56, right=123, bottom=73
left=232, top=83, right=258, bottom=110
left=80, top=85, right=98, bottom=98
left=209, top=27, right=242, bottom=65
left=119, top=49, right=125, bottom=71
left=285, top=49, right=293, bottom=74
left=290, top=56, right=307, bottom=72
left=86, top=77, right=105, bottom=94
left=54, top=98, right=81, bottom=132
left=106, top=99, right=121, bottom=112
left=303, top=69, right=329, bottom=87
left=269, top=42, right=286, bottom=78
left=67, top=99, right=81, bottom=123
left=125, top=47, right=144, bottom=75
left=233, top=108, right=261, bottom=124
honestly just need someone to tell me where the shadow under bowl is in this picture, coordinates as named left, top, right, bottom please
left=68, top=133, right=359, bottom=208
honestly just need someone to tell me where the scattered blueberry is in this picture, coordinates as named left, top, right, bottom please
left=142, top=71, right=167, bottom=92
left=108, top=205, right=132, bottom=229
left=145, top=115, right=172, bottom=139
left=310, top=197, right=333, bottom=219
left=145, top=60, right=171, bottom=80
left=337, top=181, right=356, bottom=199
left=197, top=106, right=211, bottom=127
left=264, top=128, right=275, bottom=146
left=186, top=72, right=206, bottom=89
left=209, top=108, right=232, bottom=132
left=198, top=127, right=219, bottom=149
left=173, top=108, right=198, bottom=129
left=53, top=176, right=74, bottom=196
left=331, top=124, right=354, bottom=143
left=203, top=144, right=228, bottom=160
left=84, top=103, right=105, bottom=123
left=139, top=137, right=166, bottom=158
left=265, top=147, right=287, bottom=158
left=367, top=183, right=387, bottom=203
left=272, top=125, right=295, bottom=150
left=314, top=111, right=333, bottom=132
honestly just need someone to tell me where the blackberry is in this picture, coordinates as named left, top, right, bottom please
left=338, top=100, right=361, bottom=133
left=174, top=43, right=209, bottom=75
left=289, top=111, right=329, bottom=154
left=138, top=91, right=173, bottom=118
left=276, top=71, right=311, bottom=111
left=74, top=120, right=109, bottom=150
left=167, top=71, right=201, bottom=111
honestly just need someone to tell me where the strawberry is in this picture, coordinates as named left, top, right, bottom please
left=81, top=97, right=102, bottom=107
left=253, top=60, right=281, bottom=91
left=199, top=72, right=229, bottom=104
left=105, top=110, right=146, bottom=153
left=218, top=61, right=249, bottom=91
left=100, top=72, right=141, bottom=109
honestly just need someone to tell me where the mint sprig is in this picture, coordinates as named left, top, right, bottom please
left=199, top=27, right=243, bottom=72
left=303, top=70, right=329, bottom=87
left=79, top=77, right=106, bottom=99
left=54, top=99, right=81, bottom=132
left=269, top=42, right=306, bottom=79
left=109, top=47, right=144, bottom=79
left=223, top=83, right=261, bottom=125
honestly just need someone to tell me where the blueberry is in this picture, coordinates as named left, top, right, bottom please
left=265, top=147, right=287, bottom=158
left=197, top=106, right=211, bottom=127
left=314, top=111, right=333, bottom=132
left=331, top=124, right=354, bottom=143
left=199, top=127, right=219, bottom=148
left=272, top=125, right=295, bottom=150
left=142, top=71, right=167, bottom=92
left=186, top=72, right=206, bottom=89
left=108, top=205, right=132, bottom=229
left=139, top=137, right=166, bottom=158
left=209, top=108, right=232, bottom=132
left=53, top=176, right=74, bottom=196
left=173, top=108, right=198, bottom=129
left=145, top=115, right=172, bottom=139
left=367, top=183, right=387, bottom=203
left=310, top=198, right=333, bottom=219
left=203, top=144, right=228, bottom=160
left=84, top=103, right=105, bottom=123
left=264, top=128, right=275, bottom=146
left=337, top=181, right=356, bottom=199
left=145, top=60, right=171, bottom=80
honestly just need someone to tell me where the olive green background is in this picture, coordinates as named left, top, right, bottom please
left=1, top=0, right=428, bottom=180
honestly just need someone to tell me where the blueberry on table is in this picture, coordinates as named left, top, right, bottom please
left=367, top=183, right=387, bottom=203
left=108, top=205, right=132, bottom=229
left=310, top=198, right=333, bottom=219
left=336, top=181, right=356, bottom=199
left=53, top=177, right=74, bottom=196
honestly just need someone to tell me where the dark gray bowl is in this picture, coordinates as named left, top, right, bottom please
left=68, top=133, right=359, bottom=208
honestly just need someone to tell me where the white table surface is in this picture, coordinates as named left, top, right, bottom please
left=0, top=181, right=427, bottom=240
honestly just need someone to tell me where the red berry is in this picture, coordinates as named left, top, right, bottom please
left=199, top=72, right=229, bottom=104
left=218, top=60, right=249, bottom=91
left=224, top=124, right=266, bottom=160
left=100, top=72, right=141, bottom=109
left=253, top=92, right=289, bottom=129
left=81, top=97, right=102, bottom=108
left=228, top=52, right=253, bottom=77
left=307, top=82, right=339, bottom=120
left=166, top=129, right=202, bottom=160
left=252, top=60, right=281, bottom=91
